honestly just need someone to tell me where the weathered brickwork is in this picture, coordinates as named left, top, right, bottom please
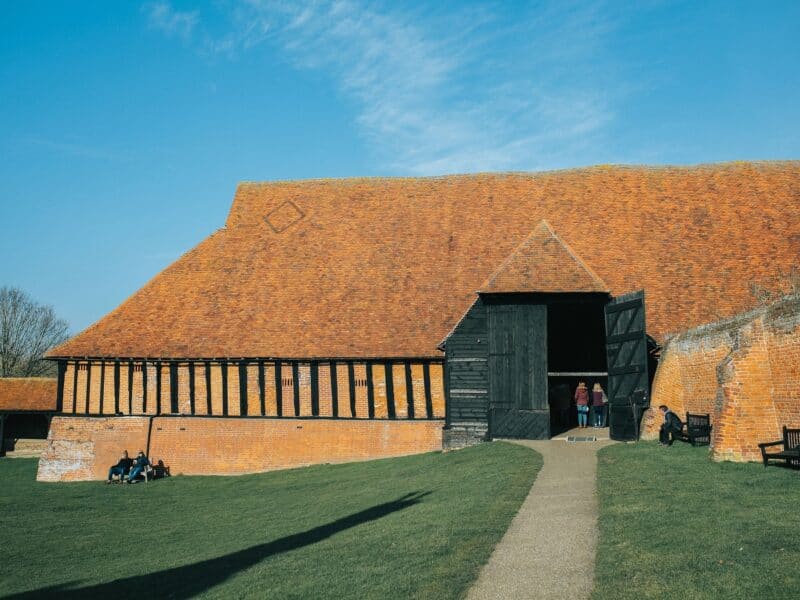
left=646, top=295, right=800, bottom=461
left=37, top=416, right=151, bottom=481
left=37, top=416, right=443, bottom=481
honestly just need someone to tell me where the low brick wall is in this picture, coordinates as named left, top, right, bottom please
left=37, top=416, right=444, bottom=481
left=645, top=295, right=800, bottom=461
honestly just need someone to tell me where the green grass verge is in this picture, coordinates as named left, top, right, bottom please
left=594, top=441, right=800, bottom=599
left=0, top=442, right=541, bottom=599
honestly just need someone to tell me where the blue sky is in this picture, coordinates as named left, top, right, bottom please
left=2, top=1, right=799, bottom=335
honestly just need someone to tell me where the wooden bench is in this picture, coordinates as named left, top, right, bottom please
left=673, top=413, right=712, bottom=447
left=758, top=427, right=800, bottom=469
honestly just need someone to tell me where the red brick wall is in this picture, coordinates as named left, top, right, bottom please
left=37, top=416, right=151, bottom=481
left=645, top=295, right=800, bottom=461
left=37, top=416, right=444, bottom=481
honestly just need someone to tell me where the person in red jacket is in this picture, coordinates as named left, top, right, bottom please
left=574, top=382, right=590, bottom=428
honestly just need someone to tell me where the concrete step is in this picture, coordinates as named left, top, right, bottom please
left=4, top=439, right=47, bottom=458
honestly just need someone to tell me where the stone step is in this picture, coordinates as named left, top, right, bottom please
left=4, top=439, right=47, bottom=458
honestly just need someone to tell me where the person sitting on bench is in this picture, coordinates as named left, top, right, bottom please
left=152, top=459, right=170, bottom=479
left=126, top=450, right=150, bottom=483
left=659, top=405, right=683, bottom=446
left=107, top=450, right=133, bottom=483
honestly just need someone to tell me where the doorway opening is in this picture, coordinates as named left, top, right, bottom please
left=546, top=295, right=609, bottom=437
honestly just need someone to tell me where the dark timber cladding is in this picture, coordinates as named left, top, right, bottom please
left=443, top=294, right=551, bottom=442
left=444, top=297, right=490, bottom=445
left=604, top=290, right=649, bottom=441
left=486, top=296, right=549, bottom=439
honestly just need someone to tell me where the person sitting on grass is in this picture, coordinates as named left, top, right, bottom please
left=107, top=450, right=133, bottom=484
left=659, top=405, right=683, bottom=446
left=126, top=450, right=150, bottom=483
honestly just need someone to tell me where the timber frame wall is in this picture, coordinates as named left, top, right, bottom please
left=54, top=359, right=446, bottom=420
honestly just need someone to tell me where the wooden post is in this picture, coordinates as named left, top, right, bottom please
left=85, top=362, right=92, bottom=414
left=142, top=361, right=148, bottom=413
left=72, top=361, right=79, bottom=414
left=155, top=360, right=163, bottom=414
left=113, top=361, right=121, bottom=414
left=404, top=362, right=415, bottom=419
left=366, top=361, right=375, bottom=419
left=423, top=362, right=433, bottom=419
left=221, top=361, right=229, bottom=416
left=347, top=361, right=356, bottom=417
left=330, top=361, right=339, bottom=418
left=385, top=363, right=396, bottom=419
left=56, top=361, right=66, bottom=413
left=189, top=362, right=196, bottom=415
left=274, top=362, right=283, bottom=417
left=258, top=361, right=266, bottom=416
left=127, top=360, right=134, bottom=415
left=0, top=414, right=6, bottom=457
left=204, top=361, right=212, bottom=415
left=170, top=361, right=179, bottom=413
left=292, top=362, right=300, bottom=416
left=99, top=361, right=106, bottom=414
left=238, top=361, right=247, bottom=416
left=310, top=361, right=319, bottom=416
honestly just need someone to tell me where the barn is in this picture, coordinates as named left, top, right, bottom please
left=39, top=162, right=800, bottom=480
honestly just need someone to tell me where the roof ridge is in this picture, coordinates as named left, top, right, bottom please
left=234, top=160, right=800, bottom=187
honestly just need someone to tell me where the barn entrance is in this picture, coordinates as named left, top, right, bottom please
left=546, top=294, right=609, bottom=436
left=442, top=221, right=652, bottom=445
left=482, top=291, right=650, bottom=441
left=443, top=290, right=651, bottom=444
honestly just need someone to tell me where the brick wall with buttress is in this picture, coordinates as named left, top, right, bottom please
left=643, top=294, right=800, bottom=461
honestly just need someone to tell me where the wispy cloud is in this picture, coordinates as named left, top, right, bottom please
left=23, top=137, right=114, bottom=160
left=147, top=1, right=635, bottom=174
left=145, top=1, right=199, bottom=40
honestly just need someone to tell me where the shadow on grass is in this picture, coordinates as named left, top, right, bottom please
left=5, top=491, right=430, bottom=600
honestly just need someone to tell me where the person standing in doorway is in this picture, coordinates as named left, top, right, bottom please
left=574, top=381, right=590, bottom=428
left=592, top=383, right=606, bottom=428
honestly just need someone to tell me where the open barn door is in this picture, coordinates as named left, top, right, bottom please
left=604, top=290, right=649, bottom=441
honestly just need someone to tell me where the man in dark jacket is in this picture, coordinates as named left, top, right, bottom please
left=659, top=405, right=683, bottom=446
left=126, top=451, right=150, bottom=483
left=107, top=450, right=133, bottom=483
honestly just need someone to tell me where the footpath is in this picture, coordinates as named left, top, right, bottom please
left=467, top=434, right=614, bottom=600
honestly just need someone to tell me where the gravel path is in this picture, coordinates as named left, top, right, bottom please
left=466, top=437, right=614, bottom=600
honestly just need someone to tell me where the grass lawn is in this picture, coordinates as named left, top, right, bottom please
left=594, top=441, right=800, bottom=599
left=0, top=442, right=541, bottom=599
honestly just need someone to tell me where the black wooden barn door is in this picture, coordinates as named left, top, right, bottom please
left=487, top=302, right=549, bottom=439
left=604, top=290, right=649, bottom=441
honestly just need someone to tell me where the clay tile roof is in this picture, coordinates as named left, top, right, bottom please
left=480, top=220, right=608, bottom=293
left=48, top=161, right=800, bottom=359
left=0, top=378, right=57, bottom=412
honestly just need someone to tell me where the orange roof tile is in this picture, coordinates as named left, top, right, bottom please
left=49, top=161, right=800, bottom=359
left=0, top=378, right=57, bottom=412
left=480, top=220, right=608, bottom=293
